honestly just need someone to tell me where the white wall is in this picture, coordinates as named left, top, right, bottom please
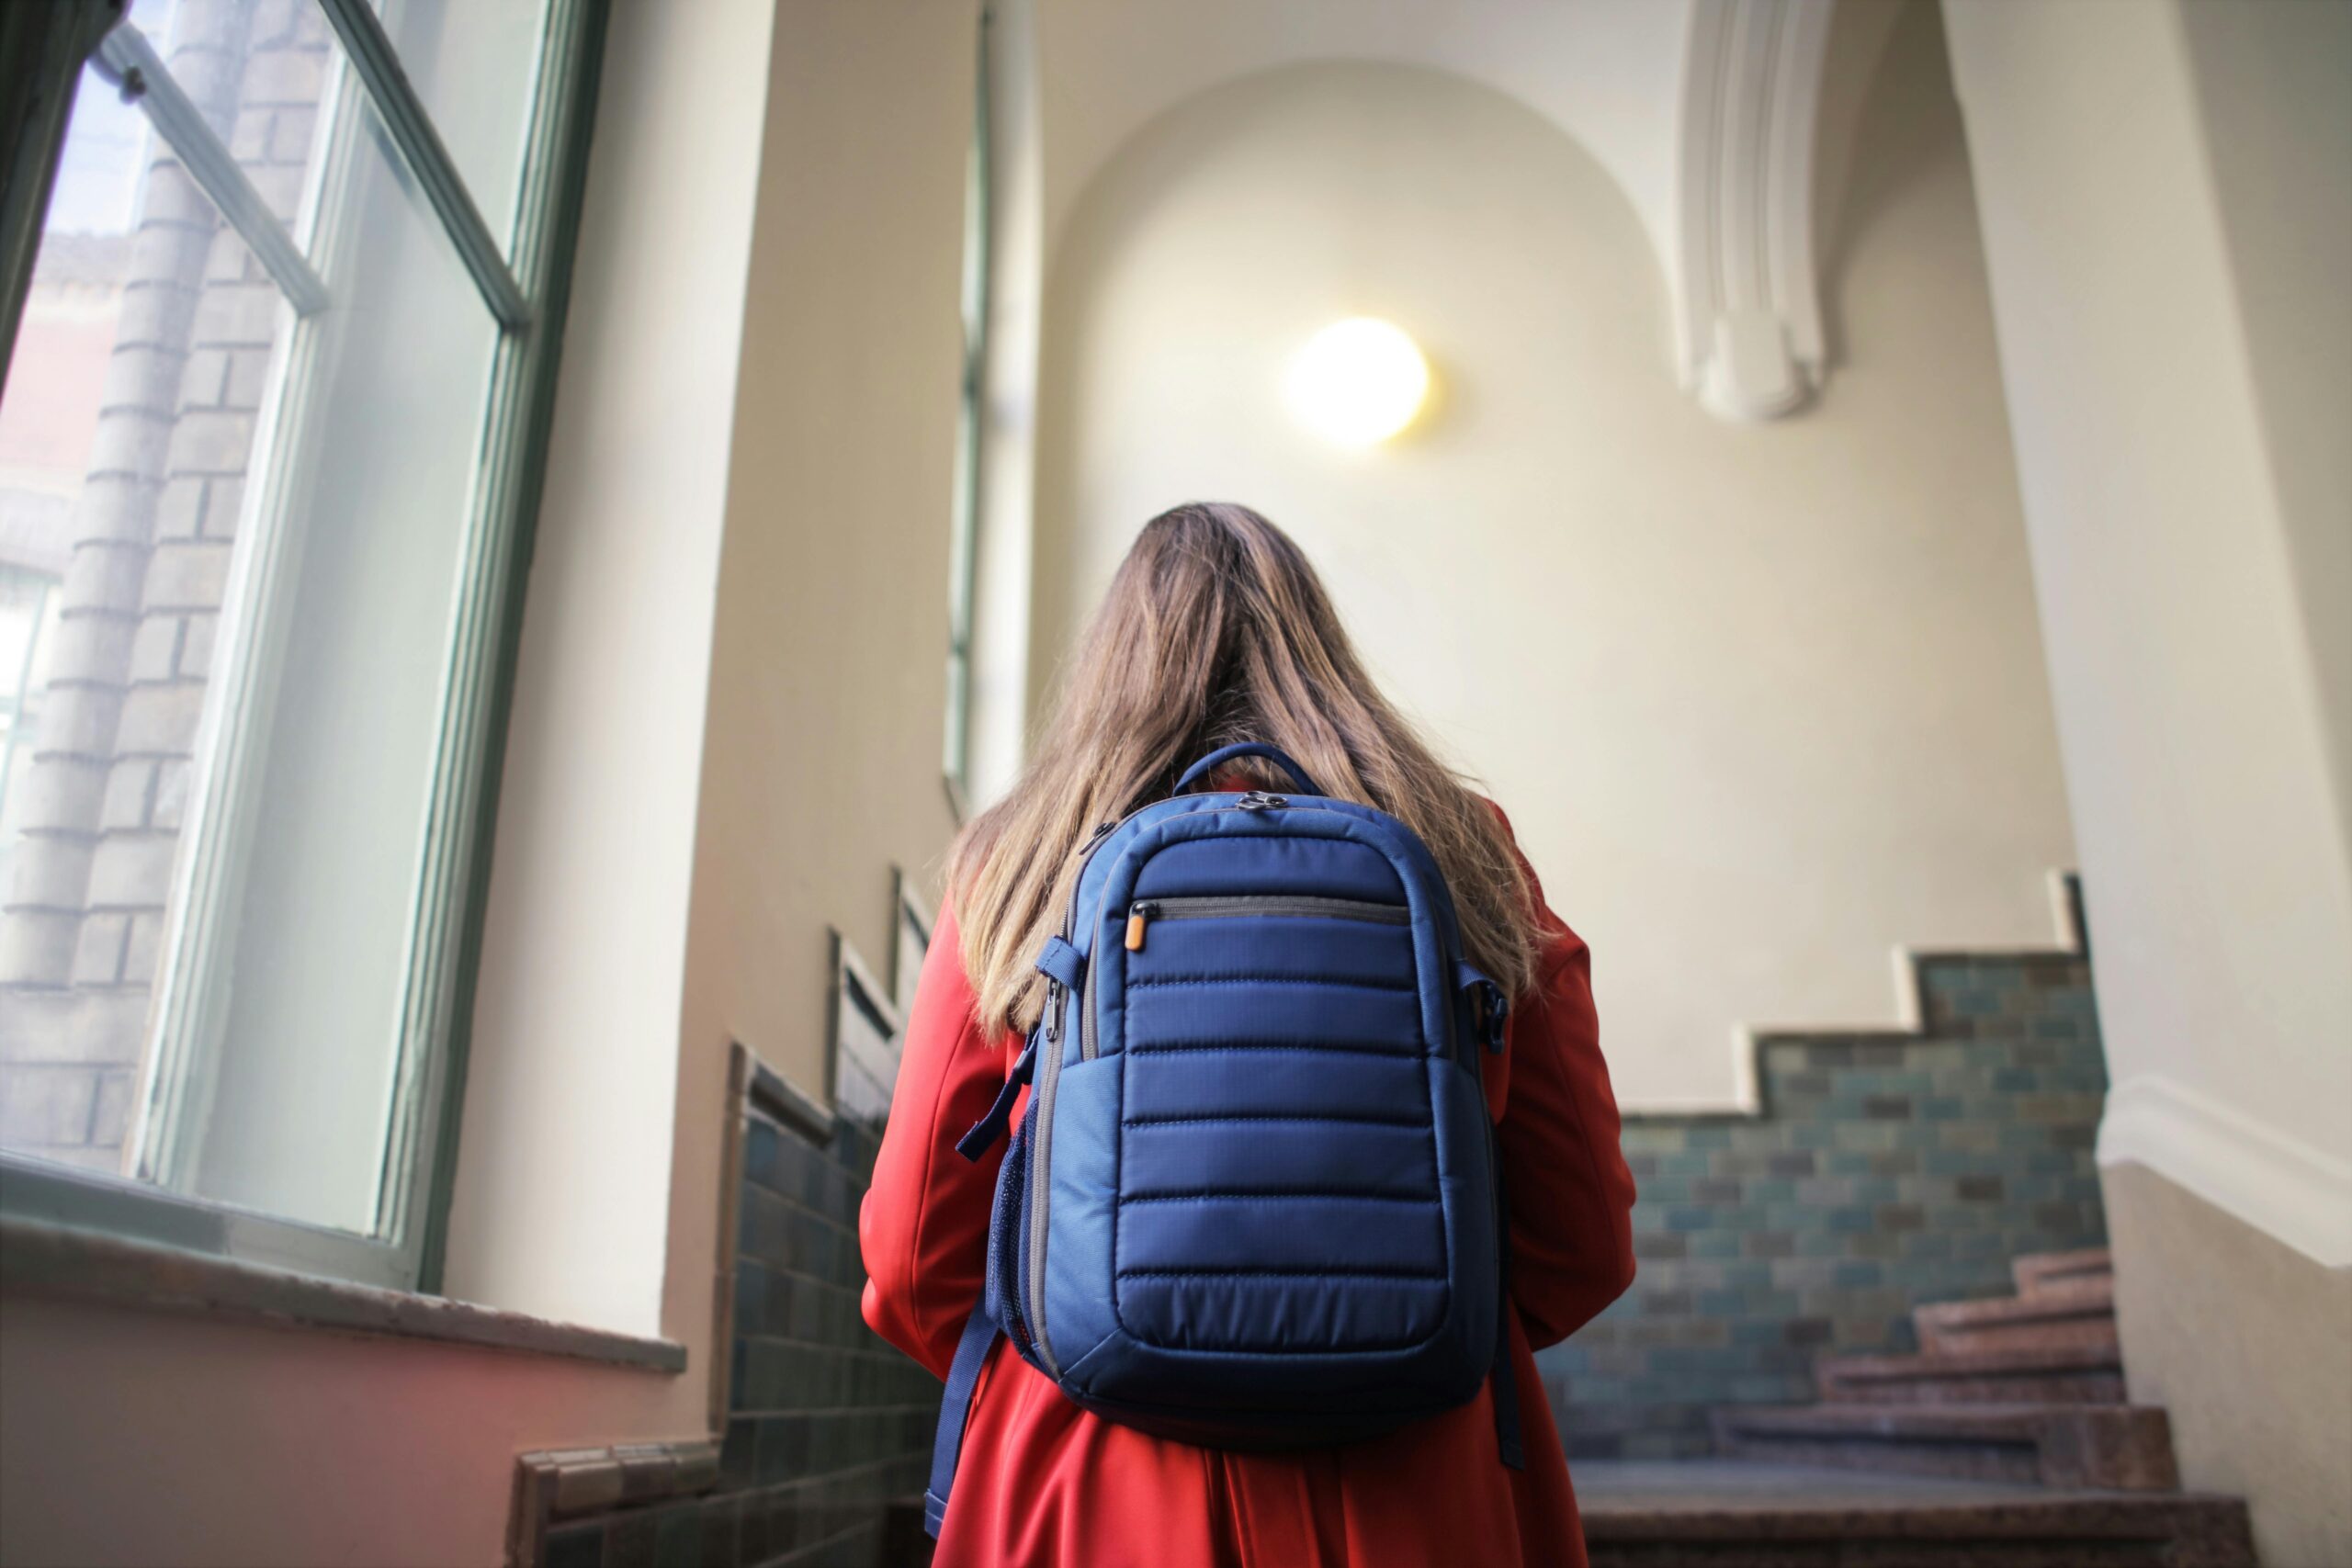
left=1933, top=11, right=2352, bottom=1537
left=1940, top=0, right=2352, bottom=1266
left=660, top=0, right=973, bottom=1344
left=964, top=0, right=1696, bottom=792
left=2174, top=0, right=2352, bottom=863
left=440, top=0, right=776, bottom=1337
left=1030, top=13, right=2076, bottom=1111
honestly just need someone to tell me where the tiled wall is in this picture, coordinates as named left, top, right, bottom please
left=1543, top=942, right=2109, bottom=1460
left=718, top=1111, right=938, bottom=1558
left=536, top=1080, right=938, bottom=1568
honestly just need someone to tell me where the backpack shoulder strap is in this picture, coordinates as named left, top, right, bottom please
left=1491, top=1183, right=1526, bottom=1470
left=923, top=1302, right=1002, bottom=1538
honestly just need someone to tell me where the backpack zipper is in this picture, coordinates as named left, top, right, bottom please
left=1089, top=895, right=1409, bottom=1058
left=1124, top=894, right=1409, bottom=948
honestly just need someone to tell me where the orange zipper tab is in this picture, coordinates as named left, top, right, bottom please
left=1125, top=906, right=1148, bottom=951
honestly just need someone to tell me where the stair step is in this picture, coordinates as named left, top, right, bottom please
left=1578, top=1460, right=2256, bottom=1568
left=1711, top=1403, right=2179, bottom=1491
left=1915, top=1274, right=2116, bottom=1355
left=1816, top=1344, right=2126, bottom=1406
left=2013, top=1246, right=2114, bottom=1298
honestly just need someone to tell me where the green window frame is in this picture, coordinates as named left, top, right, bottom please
left=0, top=0, right=609, bottom=1294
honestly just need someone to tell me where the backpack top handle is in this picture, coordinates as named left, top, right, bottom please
left=1172, top=741, right=1323, bottom=798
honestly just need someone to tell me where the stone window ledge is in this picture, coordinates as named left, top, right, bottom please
left=0, top=1217, right=688, bottom=1373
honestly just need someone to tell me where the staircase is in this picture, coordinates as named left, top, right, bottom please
left=1550, top=913, right=2118, bottom=1463
left=1580, top=1248, right=2258, bottom=1566
left=1810, top=1250, right=2123, bottom=1406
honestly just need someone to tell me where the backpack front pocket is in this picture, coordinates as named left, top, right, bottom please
left=1122, top=894, right=1408, bottom=951
left=1100, top=890, right=1451, bottom=1355
left=1091, top=896, right=1420, bottom=1062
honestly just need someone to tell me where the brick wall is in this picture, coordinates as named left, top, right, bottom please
left=0, top=0, right=328, bottom=1169
left=1542, top=937, right=2109, bottom=1460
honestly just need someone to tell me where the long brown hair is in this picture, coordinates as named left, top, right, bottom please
left=948, top=502, right=1538, bottom=1037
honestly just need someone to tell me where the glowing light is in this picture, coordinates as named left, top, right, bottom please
left=1283, top=318, right=1430, bottom=446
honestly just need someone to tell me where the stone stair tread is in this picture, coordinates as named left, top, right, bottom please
left=1717, top=1401, right=2142, bottom=1438
left=1917, top=1317, right=2120, bottom=1358
left=1576, top=1461, right=2256, bottom=1564
left=2012, top=1245, right=2112, bottom=1271
left=1916, top=1274, right=2114, bottom=1329
left=1820, top=1343, right=2123, bottom=1382
left=1915, top=1276, right=2120, bottom=1355
left=1579, top=1458, right=2225, bottom=1520
left=2011, top=1246, right=2113, bottom=1296
left=1816, top=1341, right=2127, bottom=1403
left=1712, top=1400, right=2179, bottom=1493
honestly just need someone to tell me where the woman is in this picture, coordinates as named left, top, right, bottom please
left=861, top=502, right=1637, bottom=1566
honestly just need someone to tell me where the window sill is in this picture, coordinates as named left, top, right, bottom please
left=0, top=1216, right=687, bottom=1374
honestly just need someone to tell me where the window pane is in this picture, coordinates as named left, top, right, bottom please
left=0, top=0, right=508, bottom=1242
left=158, top=18, right=503, bottom=1235
left=0, top=0, right=308, bottom=1176
left=375, top=0, right=548, bottom=252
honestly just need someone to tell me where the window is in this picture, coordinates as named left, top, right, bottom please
left=0, top=0, right=605, bottom=1291
left=942, top=8, right=990, bottom=812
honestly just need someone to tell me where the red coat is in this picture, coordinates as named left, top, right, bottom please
left=861, top=811, right=1637, bottom=1567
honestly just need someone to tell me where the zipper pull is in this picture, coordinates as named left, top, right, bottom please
left=1125, top=902, right=1155, bottom=952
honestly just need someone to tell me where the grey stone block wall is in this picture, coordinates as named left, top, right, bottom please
left=0, top=0, right=328, bottom=1170
left=1541, top=941, right=2109, bottom=1460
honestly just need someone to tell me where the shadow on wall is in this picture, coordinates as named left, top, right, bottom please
left=1815, top=0, right=1956, bottom=367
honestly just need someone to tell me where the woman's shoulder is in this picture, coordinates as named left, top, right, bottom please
left=1470, top=791, right=1589, bottom=964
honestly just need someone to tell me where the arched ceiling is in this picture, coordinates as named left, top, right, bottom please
left=1039, top=0, right=1692, bottom=273
left=1031, top=0, right=1894, bottom=420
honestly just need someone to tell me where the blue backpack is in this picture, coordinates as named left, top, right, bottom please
left=924, top=742, right=1523, bottom=1537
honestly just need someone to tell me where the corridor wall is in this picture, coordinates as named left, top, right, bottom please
left=1943, top=2, right=2352, bottom=1561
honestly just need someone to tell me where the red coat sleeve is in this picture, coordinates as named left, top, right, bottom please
left=1488, top=809, right=1639, bottom=1349
left=860, top=904, right=1014, bottom=1380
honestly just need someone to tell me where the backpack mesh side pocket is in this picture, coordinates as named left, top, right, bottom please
left=984, top=1101, right=1035, bottom=1355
